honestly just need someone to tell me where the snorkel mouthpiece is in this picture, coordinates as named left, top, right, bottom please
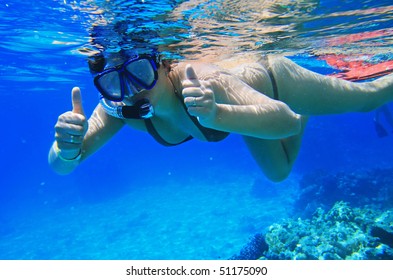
left=123, top=98, right=154, bottom=119
left=99, top=96, right=154, bottom=119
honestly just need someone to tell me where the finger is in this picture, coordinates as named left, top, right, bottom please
left=55, top=133, right=84, bottom=145
left=184, top=96, right=201, bottom=108
left=187, top=106, right=210, bottom=118
left=55, top=123, right=87, bottom=136
left=182, top=87, right=204, bottom=98
left=58, top=111, right=86, bottom=125
left=184, top=64, right=201, bottom=87
left=72, top=87, right=85, bottom=116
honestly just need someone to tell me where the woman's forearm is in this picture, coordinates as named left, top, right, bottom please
left=48, top=141, right=81, bottom=175
left=209, top=102, right=302, bottom=139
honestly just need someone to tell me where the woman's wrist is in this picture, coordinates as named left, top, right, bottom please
left=53, top=142, right=82, bottom=162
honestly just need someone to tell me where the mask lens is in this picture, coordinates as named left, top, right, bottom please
left=125, top=59, right=156, bottom=88
left=95, top=71, right=123, bottom=101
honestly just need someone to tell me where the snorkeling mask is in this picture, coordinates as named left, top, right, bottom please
left=93, top=53, right=159, bottom=119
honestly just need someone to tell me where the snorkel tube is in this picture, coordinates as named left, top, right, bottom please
left=99, top=95, right=154, bottom=119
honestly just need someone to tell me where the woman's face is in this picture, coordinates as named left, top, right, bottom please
left=93, top=53, right=159, bottom=103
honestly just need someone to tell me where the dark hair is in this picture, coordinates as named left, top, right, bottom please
left=88, top=53, right=106, bottom=74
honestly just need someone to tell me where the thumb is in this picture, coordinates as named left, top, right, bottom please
left=71, top=87, right=85, bottom=116
left=185, top=64, right=201, bottom=87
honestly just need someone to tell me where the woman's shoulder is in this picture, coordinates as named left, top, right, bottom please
left=178, top=54, right=275, bottom=79
left=170, top=61, right=223, bottom=81
left=214, top=53, right=260, bottom=69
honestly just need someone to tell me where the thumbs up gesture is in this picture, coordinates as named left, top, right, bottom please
left=182, top=64, right=217, bottom=128
left=54, top=87, right=88, bottom=159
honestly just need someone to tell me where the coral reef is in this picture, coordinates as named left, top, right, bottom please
left=229, top=233, right=268, bottom=260
left=232, top=168, right=393, bottom=260
left=262, top=202, right=393, bottom=260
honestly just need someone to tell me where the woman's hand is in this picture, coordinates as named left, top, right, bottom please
left=54, top=87, right=88, bottom=159
left=182, top=64, right=218, bottom=128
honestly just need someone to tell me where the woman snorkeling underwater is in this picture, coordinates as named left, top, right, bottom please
left=48, top=47, right=393, bottom=182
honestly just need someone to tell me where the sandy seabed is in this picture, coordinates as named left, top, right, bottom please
left=0, top=172, right=297, bottom=260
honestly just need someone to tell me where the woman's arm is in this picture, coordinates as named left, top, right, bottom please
left=48, top=88, right=124, bottom=175
left=181, top=64, right=302, bottom=139
left=212, top=101, right=302, bottom=139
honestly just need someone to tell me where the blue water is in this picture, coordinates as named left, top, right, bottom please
left=0, top=0, right=392, bottom=259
